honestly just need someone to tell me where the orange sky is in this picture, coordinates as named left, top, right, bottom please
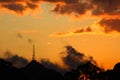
left=0, top=0, right=120, bottom=70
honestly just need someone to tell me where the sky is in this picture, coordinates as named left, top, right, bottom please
left=0, top=0, right=120, bottom=70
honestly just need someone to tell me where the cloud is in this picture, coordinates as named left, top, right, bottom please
left=4, top=50, right=29, bottom=68
left=60, top=45, right=95, bottom=69
left=52, top=2, right=91, bottom=16
left=0, top=0, right=119, bottom=37
left=50, top=18, right=120, bottom=37
left=50, top=27, right=93, bottom=37
left=40, top=58, right=67, bottom=74
left=49, top=0, right=120, bottom=36
left=40, top=0, right=119, bottom=37
left=98, top=19, right=120, bottom=33
left=41, top=45, right=97, bottom=73
left=2, top=3, right=26, bottom=14
left=0, top=0, right=40, bottom=15
left=0, top=0, right=119, bottom=17
left=51, top=0, right=120, bottom=17
left=42, top=0, right=78, bottom=3
left=92, top=0, right=120, bottom=16
left=73, top=27, right=92, bottom=33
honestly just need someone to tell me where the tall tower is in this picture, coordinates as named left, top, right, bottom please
left=32, top=44, right=35, bottom=60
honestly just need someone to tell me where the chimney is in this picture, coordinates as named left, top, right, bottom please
left=32, top=44, right=35, bottom=60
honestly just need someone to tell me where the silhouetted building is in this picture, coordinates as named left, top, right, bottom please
left=32, top=44, right=35, bottom=60
left=23, top=60, right=65, bottom=80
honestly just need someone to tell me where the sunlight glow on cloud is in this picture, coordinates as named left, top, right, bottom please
left=50, top=26, right=95, bottom=37
left=0, top=0, right=119, bottom=36
left=50, top=19, right=120, bottom=37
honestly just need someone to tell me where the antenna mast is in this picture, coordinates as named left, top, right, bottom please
left=32, top=44, right=35, bottom=60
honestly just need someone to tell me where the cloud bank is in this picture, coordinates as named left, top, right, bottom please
left=50, top=0, right=120, bottom=36
left=0, top=0, right=119, bottom=16
left=0, top=0, right=119, bottom=36
left=50, top=20, right=120, bottom=37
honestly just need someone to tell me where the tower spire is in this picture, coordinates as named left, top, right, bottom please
left=32, top=44, right=35, bottom=60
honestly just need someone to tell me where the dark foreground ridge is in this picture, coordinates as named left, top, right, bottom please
left=0, top=58, right=120, bottom=80
left=0, top=58, right=65, bottom=80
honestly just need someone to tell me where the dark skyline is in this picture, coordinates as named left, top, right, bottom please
left=0, top=0, right=120, bottom=70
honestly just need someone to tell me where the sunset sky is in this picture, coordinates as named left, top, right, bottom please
left=0, top=0, right=120, bottom=70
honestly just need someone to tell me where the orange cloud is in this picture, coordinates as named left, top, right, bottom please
left=0, top=0, right=119, bottom=35
left=50, top=27, right=94, bottom=37
left=47, top=0, right=120, bottom=32
left=48, top=0, right=120, bottom=38
left=50, top=18, right=120, bottom=37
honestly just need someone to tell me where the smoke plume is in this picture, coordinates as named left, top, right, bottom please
left=17, top=33, right=23, bottom=39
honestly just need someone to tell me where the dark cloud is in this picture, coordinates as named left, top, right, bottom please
left=41, top=45, right=96, bottom=73
left=0, top=0, right=40, bottom=15
left=98, top=19, right=120, bottom=33
left=41, top=58, right=67, bottom=74
left=4, top=50, right=29, bottom=68
left=52, top=2, right=91, bottom=16
left=60, top=45, right=93, bottom=69
left=27, top=2, right=38, bottom=9
left=0, top=0, right=22, bottom=2
left=41, top=0, right=61, bottom=3
left=30, top=0, right=41, bottom=3
left=0, top=0, right=40, bottom=3
left=92, top=0, right=120, bottom=16
left=0, top=0, right=119, bottom=17
left=51, top=0, right=120, bottom=16
left=43, top=0, right=78, bottom=3
left=2, top=3, right=26, bottom=14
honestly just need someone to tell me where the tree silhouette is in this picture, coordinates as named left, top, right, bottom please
left=65, top=61, right=103, bottom=80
